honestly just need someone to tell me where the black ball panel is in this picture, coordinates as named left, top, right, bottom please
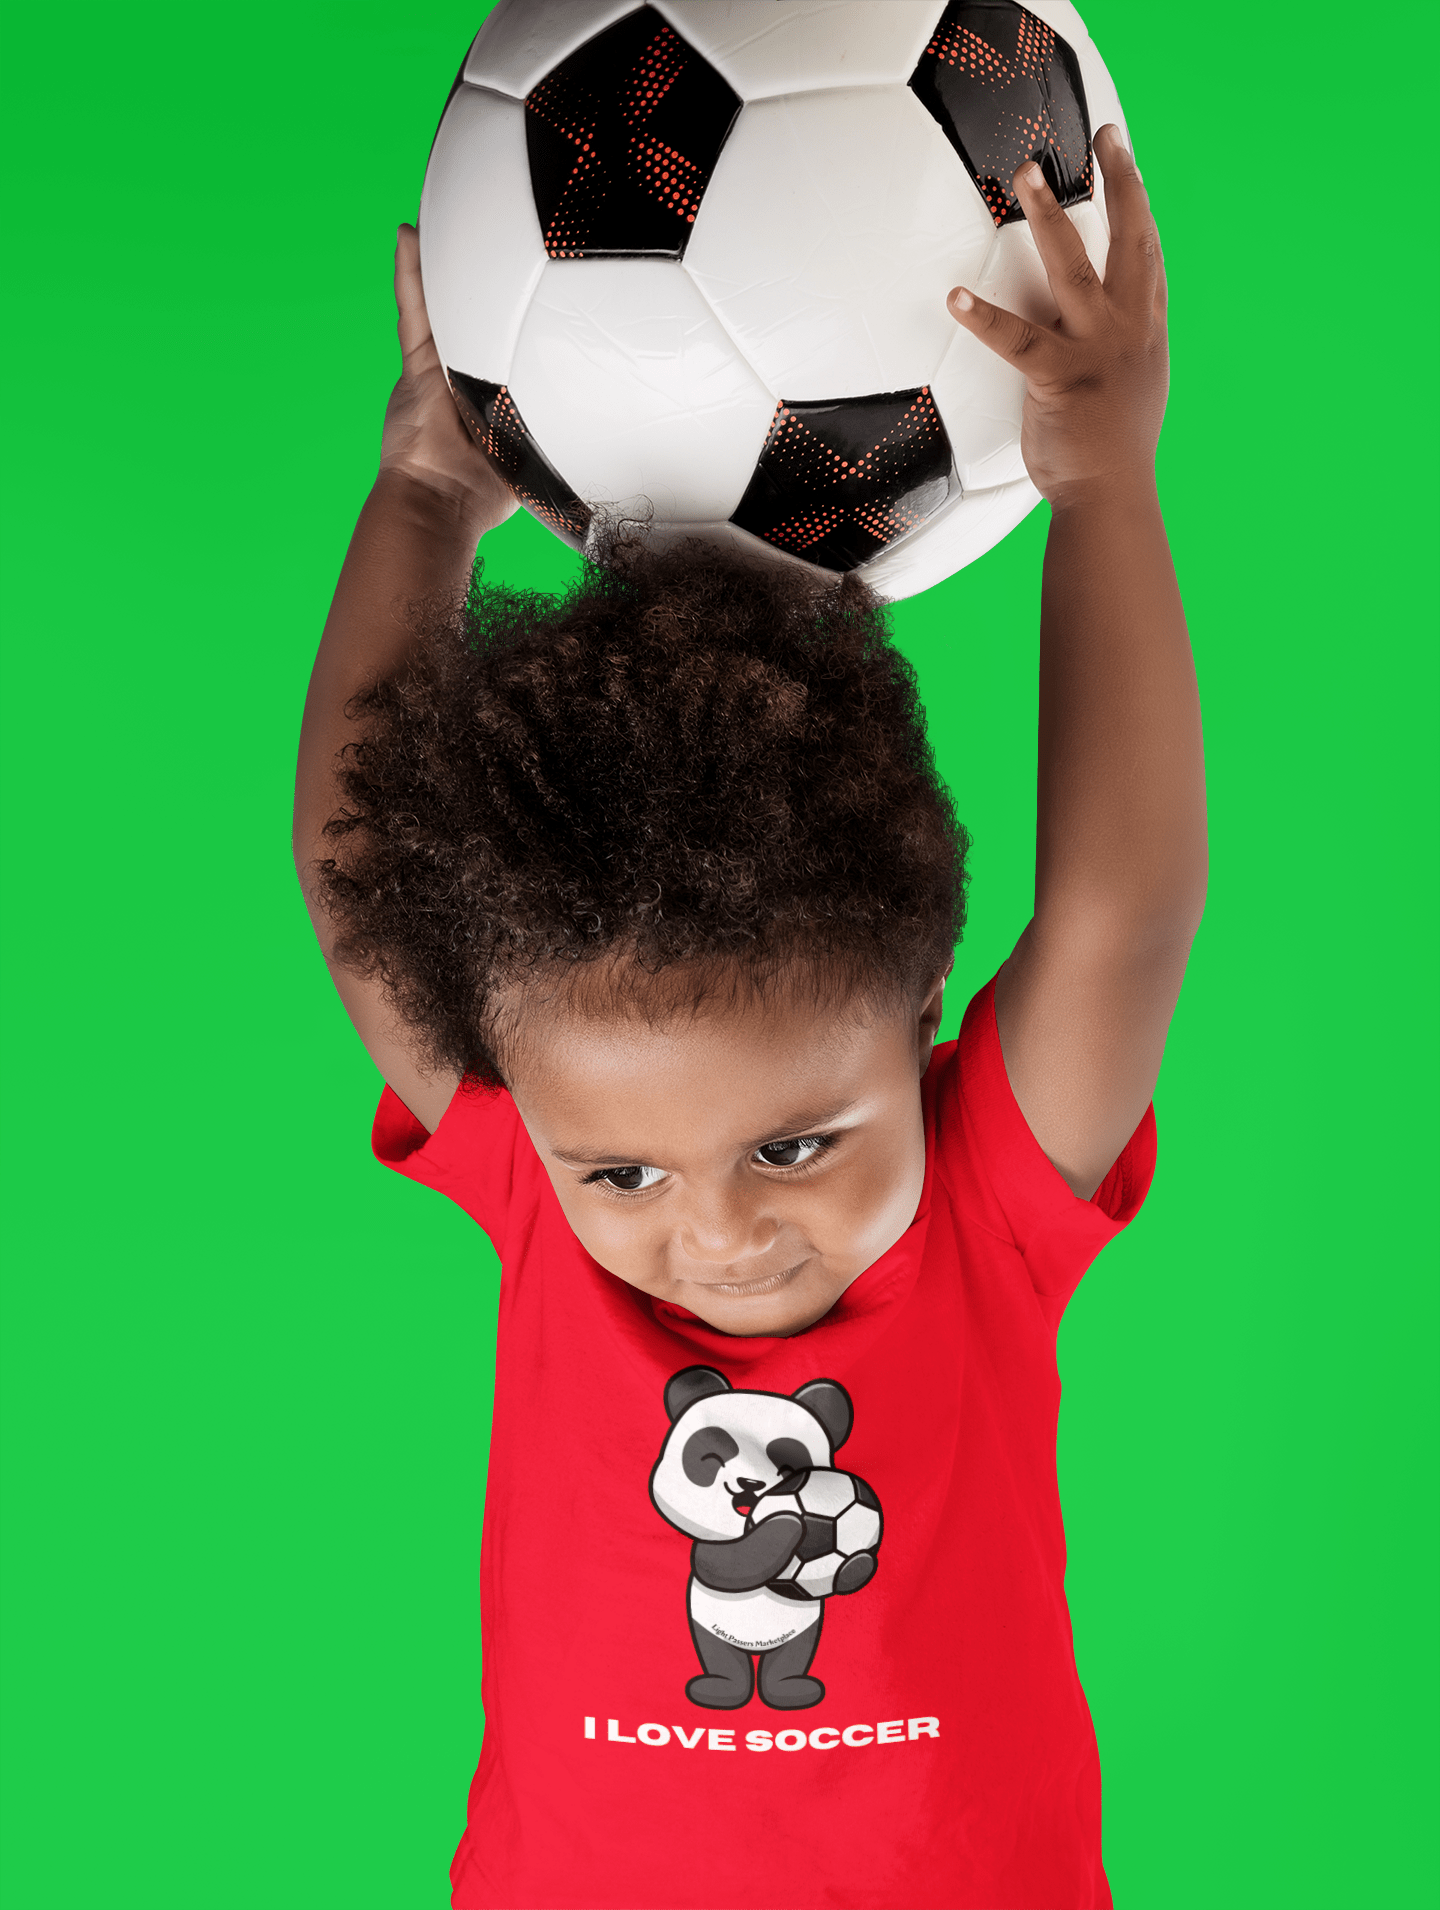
left=768, top=1579, right=814, bottom=1603
left=730, top=389, right=953, bottom=573
left=446, top=371, right=592, bottom=546
left=909, top=0, right=1092, bottom=228
left=524, top=5, right=741, bottom=260
left=854, top=1476, right=881, bottom=1514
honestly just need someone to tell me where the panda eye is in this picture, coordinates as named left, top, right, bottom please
left=583, top=1163, right=668, bottom=1193
left=753, top=1135, right=833, bottom=1170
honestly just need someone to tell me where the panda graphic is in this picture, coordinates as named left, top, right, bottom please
left=649, top=1365, right=883, bottom=1710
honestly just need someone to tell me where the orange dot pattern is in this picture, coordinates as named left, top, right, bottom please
left=769, top=507, right=847, bottom=555
left=524, top=9, right=740, bottom=260
left=629, top=135, right=707, bottom=226
left=525, top=79, right=602, bottom=260
left=853, top=497, right=934, bottom=546
left=446, top=369, right=592, bottom=545
left=731, top=389, right=953, bottom=573
left=910, top=0, right=1093, bottom=227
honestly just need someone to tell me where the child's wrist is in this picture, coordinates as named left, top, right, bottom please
left=1045, top=465, right=1159, bottom=521
left=372, top=462, right=506, bottom=540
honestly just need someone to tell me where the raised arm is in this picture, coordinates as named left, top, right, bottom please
left=294, top=225, right=516, bottom=1130
left=948, top=127, right=1207, bottom=1198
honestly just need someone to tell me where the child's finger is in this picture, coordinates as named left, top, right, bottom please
left=1091, top=126, right=1158, bottom=315
left=1012, top=161, right=1106, bottom=335
left=947, top=284, right=1059, bottom=379
left=393, top=222, right=435, bottom=363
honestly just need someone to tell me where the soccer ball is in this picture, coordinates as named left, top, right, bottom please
left=420, top=1, right=1129, bottom=599
left=748, top=1466, right=883, bottom=1599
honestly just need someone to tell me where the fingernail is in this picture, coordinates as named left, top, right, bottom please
left=1025, top=162, right=1045, bottom=190
left=952, top=288, right=974, bottom=312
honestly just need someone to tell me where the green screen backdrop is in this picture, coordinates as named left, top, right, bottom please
left=3, top=4, right=1436, bottom=1904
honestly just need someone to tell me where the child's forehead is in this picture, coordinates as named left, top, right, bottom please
left=500, top=969, right=916, bottom=1150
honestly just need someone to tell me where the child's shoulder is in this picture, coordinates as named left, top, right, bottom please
left=372, top=1073, right=527, bottom=1247
left=929, top=979, right=1155, bottom=1309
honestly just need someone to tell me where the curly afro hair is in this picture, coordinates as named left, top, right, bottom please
left=318, top=538, right=969, bottom=1087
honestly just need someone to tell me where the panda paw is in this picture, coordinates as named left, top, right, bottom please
left=692, top=1512, right=804, bottom=1593
left=832, top=1551, right=877, bottom=1595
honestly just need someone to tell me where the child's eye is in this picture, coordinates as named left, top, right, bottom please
left=585, top=1163, right=667, bottom=1193
left=753, top=1135, right=833, bottom=1169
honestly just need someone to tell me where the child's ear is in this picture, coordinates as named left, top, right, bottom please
left=917, top=967, right=950, bottom=1058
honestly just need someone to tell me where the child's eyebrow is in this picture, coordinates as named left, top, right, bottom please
left=744, top=1100, right=859, bottom=1147
left=550, top=1144, right=654, bottom=1167
left=551, top=1101, right=860, bottom=1168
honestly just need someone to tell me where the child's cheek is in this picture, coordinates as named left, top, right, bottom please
left=803, top=1138, right=926, bottom=1274
left=545, top=1182, right=676, bottom=1296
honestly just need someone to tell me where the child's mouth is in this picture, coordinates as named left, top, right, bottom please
left=700, top=1257, right=809, bottom=1300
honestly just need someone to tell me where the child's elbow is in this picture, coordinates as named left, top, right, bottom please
left=1047, top=877, right=1206, bottom=982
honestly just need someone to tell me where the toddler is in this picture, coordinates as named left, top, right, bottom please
left=295, top=126, right=1204, bottom=1910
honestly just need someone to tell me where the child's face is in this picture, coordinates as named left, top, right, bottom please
left=503, top=974, right=944, bottom=1337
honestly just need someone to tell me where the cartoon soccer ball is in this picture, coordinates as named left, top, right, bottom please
left=748, top=1467, right=883, bottom=1599
left=420, top=0, right=1130, bottom=599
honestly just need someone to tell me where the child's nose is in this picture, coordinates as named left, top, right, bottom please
left=678, top=1193, right=779, bottom=1264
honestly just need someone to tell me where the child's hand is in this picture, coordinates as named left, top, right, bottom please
left=948, top=124, right=1166, bottom=508
left=379, top=224, right=518, bottom=523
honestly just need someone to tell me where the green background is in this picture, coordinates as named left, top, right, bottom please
left=3, top=3, right=1436, bottom=1903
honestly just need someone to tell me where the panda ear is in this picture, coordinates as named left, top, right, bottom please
left=664, top=1365, right=732, bottom=1422
left=793, top=1378, right=853, bottom=1453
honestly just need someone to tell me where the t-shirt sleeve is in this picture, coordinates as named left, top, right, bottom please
left=372, top=1076, right=529, bottom=1252
left=951, top=978, right=1157, bottom=1316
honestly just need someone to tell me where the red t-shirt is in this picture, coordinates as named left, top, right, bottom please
left=374, top=980, right=1155, bottom=1910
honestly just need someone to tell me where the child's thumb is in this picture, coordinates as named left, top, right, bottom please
left=393, top=223, right=430, bottom=354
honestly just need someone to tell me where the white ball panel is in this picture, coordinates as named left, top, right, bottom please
left=419, top=88, right=547, bottom=386
left=463, top=0, right=644, bottom=99
left=511, top=261, right=775, bottom=522
left=797, top=1470, right=854, bottom=1517
left=648, top=2, right=945, bottom=100
left=857, top=477, right=1040, bottom=600
left=796, top=1556, right=840, bottom=1595
left=978, top=220, right=1060, bottom=328
left=685, top=87, right=992, bottom=401
left=836, top=1504, right=881, bottom=1553
left=961, top=439, right=1028, bottom=491
left=930, top=329, right=1025, bottom=494
left=753, top=1491, right=803, bottom=1523
left=981, top=201, right=1114, bottom=322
